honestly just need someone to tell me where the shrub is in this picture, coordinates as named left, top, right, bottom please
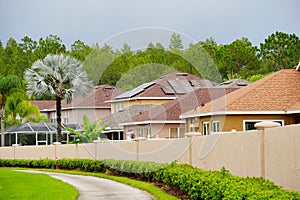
left=0, top=158, right=299, bottom=199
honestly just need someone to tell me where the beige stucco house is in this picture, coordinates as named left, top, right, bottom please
left=180, top=69, right=300, bottom=134
left=120, top=88, right=237, bottom=139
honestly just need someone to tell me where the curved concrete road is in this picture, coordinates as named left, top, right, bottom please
left=21, top=170, right=153, bottom=200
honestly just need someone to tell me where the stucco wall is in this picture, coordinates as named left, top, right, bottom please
left=264, top=124, right=300, bottom=191
left=1, top=124, right=299, bottom=191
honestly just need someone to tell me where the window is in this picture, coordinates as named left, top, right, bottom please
left=190, top=118, right=199, bottom=132
left=114, top=102, right=126, bottom=113
left=63, top=111, right=69, bottom=124
left=212, top=121, right=220, bottom=133
left=50, top=112, right=56, bottom=123
left=146, top=127, right=151, bottom=139
left=203, top=122, right=210, bottom=135
left=243, top=120, right=284, bottom=131
left=138, top=128, right=144, bottom=137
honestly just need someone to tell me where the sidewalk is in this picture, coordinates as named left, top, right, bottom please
left=21, top=170, right=154, bottom=200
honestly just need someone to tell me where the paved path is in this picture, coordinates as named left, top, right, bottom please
left=21, top=170, right=154, bottom=200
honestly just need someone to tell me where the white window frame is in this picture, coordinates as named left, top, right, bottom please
left=50, top=112, right=56, bottom=123
left=138, top=128, right=144, bottom=138
left=63, top=111, right=69, bottom=124
left=203, top=121, right=210, bottom=135
left=212, top=121, right=220, bottom=133
left=146, top=127, right=151, bottom=139
left=243, top=119, right=284, bottom=131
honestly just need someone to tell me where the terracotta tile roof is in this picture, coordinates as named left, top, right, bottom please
left=32, top=85, right=123, bottom=110
left=31, top=100, right=56, bottom=111
left=184, top=69, right=300, bottom=116
left=61, top=85, right=123, bottom=108
left=123, top=88, right=237, bottom=123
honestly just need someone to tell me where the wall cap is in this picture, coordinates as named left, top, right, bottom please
left=53, top=142, right=62, bottom=145
left=254, top=121, right=281, bottom=130
left=133, top=137, right=146, bottom=142
left=185, top=132, right=202, bottom=137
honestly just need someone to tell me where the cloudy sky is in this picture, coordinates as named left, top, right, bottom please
left=0, top=0, right=299, bottom=49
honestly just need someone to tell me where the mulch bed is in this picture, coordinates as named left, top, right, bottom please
left=130, top=176, right=192, bottom=200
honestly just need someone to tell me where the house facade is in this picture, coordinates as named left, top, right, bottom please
left=31, top=85, right=123, bottom=124
left=120, top=88, right=237, bottom=139
left=181, top=69, right=300, bottom=134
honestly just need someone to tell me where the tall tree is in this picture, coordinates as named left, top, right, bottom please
left=34, top=35, right=66, bottom=59
left=69, top=39, right=92, bottom=62
left=5, top=91, right=40, bottom=125
left=169, top=33, right=184, bottom=49
left=120, top=42, right=131, bottom=54
left=0, top=75, right=23, bottom=146
left=185, top=42, right=221, bottom=82
left=216, top=38, right=261, bottom=80
left=84, top=43, right=116, bottom=85
left=24, top=54, right=92, bottom=143
left=260, top=31, right=300, bottom=72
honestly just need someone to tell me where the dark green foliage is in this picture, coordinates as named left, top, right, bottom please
left=0, top=158, right=299, bottom=199
left=260, top=31, right=300, bottom=72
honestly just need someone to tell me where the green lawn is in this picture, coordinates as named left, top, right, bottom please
left=0, top=168, right=78, bottom=200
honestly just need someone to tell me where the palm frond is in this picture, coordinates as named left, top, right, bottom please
left=24, top=53, right=93, bottom=101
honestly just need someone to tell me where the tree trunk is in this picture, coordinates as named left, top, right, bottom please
left=0, top=105, right=4, bottom=147
left=56, top=96, right=62, bottom=143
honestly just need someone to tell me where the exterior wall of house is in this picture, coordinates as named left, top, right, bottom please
left=128, top=99, right=172, bottom=106
left=111, top=99, right=172, bottom=114
left=49, top=108, right=111, bottom=124
left=123, top=123, right=185, bottom=139
left=186, top=114, right=296, bottom=133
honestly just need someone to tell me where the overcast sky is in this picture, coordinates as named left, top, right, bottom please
left=0, top=0, right=299, bottom=49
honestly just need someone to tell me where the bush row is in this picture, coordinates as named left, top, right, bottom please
left=0, top=158, right=299, bottom=199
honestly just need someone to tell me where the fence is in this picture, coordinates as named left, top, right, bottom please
left=0, top=124, right=299, bottom=191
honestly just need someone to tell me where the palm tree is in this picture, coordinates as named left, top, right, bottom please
left=0, top=75, right=23, bottom=146
left=24, top=54, right=92, bottom=143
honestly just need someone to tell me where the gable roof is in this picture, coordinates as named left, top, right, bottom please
left=32, top=85, right=123, bottom=111
left=120, top=88, right=237, bottom=125
left=31, top=100, right=56, bottom=111
left=113, top=72, right=217, bottom=101
left=62, top=85, right=123, bottom=108
left=181, top=69, right=300, bottom=118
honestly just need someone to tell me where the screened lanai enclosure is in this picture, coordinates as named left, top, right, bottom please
left=4, top=122, right=81, bottom=146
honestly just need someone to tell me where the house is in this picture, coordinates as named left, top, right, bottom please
left=109, top=72, right=217, bottom=114
left=101, top=104, right=155, bottom=140
left=120, top=88, right=237, bottom=139
left=180, top=69, right=300, bottom=134
left=31, top=85, right=123, bottom=124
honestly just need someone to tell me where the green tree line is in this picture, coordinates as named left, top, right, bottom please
left=0, top=31, right=299, bottom=90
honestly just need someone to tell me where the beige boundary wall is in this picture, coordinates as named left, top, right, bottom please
left=0, top=124, right=299, bottom=191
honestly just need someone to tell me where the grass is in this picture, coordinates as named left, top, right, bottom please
left=39, top=168, right=179, bottom=200
left=0, top=168, right=78, bottom=200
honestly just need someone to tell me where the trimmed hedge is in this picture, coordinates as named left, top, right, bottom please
left=0, top=158, right=299, bottom=199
